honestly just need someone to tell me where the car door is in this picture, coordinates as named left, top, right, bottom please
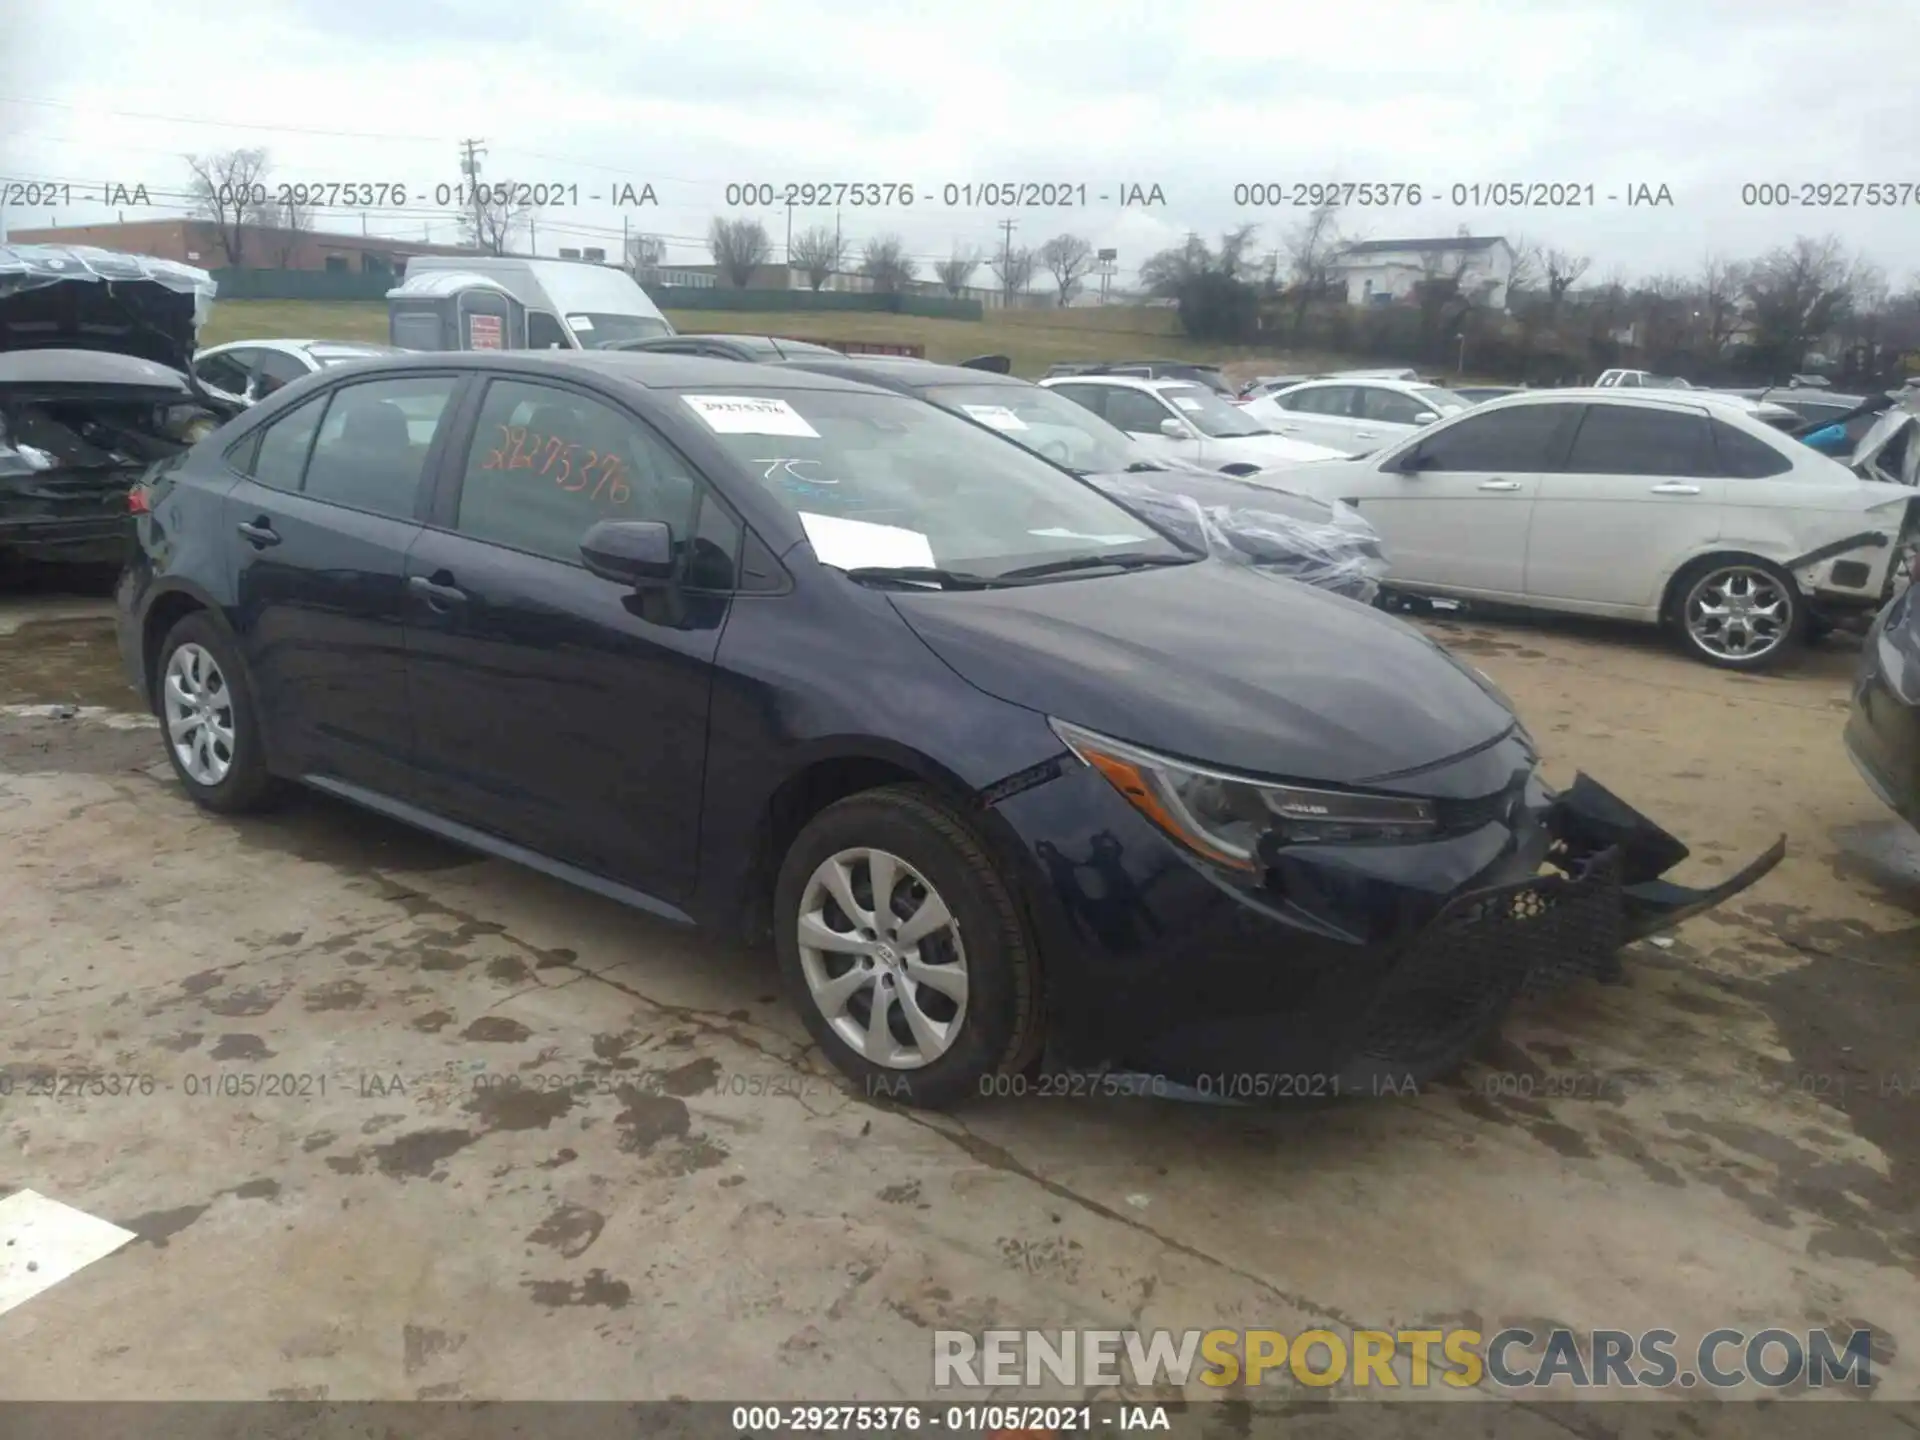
left=222, top=371, right=464, bottom=797
left=1522, top=402, right=1724, bottom=610
left=1344, top=402, right=1578, bottom=596
left=401, top=374, right=735, bottom=902
left=1269, top=384, right=1363, bottom=451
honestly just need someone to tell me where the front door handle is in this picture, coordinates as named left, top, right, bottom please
left=236, top=519, right=280, bottom=547
left=1650, top=482, right=1702, bottom=495
left=1477, top=480, right=1522, bottom=491
left=407, top=573, right=468, bottom=611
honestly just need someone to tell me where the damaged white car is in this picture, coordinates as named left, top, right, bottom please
left=0, top=244, right=240, bottom=568
left=1270, top=388, right=1919, bottom=670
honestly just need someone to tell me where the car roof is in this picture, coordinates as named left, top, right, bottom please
left=1042, top=374, right=1194, bottom=394
left=774, top=355, right=1029, bottom=390
left=1474, top=387, right=1787, bottom=422
left=293, top=349, right=895, bottom=394
left=1275, top=376, right=1437, bottom=394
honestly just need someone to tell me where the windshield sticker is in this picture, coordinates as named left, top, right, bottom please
left=567, top=314, right=594, bottom=331
left=1170, top=397, right=1203, bottom=412
left=682, top=394, right=821, bottom=438
left=960, top=404, right=1028, bottom=431
left=799, top=512, right=935, bottom=570
left=1028, top=528, right=1146, bottom=544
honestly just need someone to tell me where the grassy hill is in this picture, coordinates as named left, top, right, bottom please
left=196, top=299, right=1360, bottom=380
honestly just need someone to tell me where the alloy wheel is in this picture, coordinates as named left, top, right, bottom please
left=1684, top=565, right=1792, bottom=662
left=795, top=846, right=969, bottom=1069
left=163, top=642, right=237, bottom=786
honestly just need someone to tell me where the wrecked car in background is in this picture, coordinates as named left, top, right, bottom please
left=1, top=244, right=240, bottom=568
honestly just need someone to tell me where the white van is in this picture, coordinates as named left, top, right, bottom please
left=391, top=256, right=675, bottom=352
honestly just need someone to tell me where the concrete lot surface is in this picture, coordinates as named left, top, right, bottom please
left=1, top=591, right=1916, bottom=1416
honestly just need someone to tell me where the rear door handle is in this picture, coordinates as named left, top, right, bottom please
left=1477, top=480, right=1521, bottom=491
left=407, top=573, right=468, bottom=611
left=1650, top=482, right=1701, bottom=495
left=235, top=519, right=280, bottom=547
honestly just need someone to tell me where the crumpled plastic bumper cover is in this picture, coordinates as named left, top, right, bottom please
left=1329, top=773, right=1784, bottom=1086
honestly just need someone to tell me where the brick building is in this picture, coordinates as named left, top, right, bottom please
left=5, top=219, right=475, bottom=275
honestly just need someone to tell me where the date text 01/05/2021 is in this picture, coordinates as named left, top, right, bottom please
left=1227, top=181, right=1677, bottom=208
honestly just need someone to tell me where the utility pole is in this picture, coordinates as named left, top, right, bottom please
left=999, top=217, right=1018, bottom=307
left=528, top=213, right=536, bottom=257
left=785, top=200, right=794, bottom=266
left=833, top=207, right=841, bottom=291
left=459, top=138, right=487, bottom=252
left=622, top=211, right=630, bottom=271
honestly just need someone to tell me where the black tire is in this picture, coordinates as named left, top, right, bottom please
left=773, top=784, right=1043, bottom=1109
left=1668, top=556, right=1805, bottom=672
left=153, top=612, right=285, bottom=814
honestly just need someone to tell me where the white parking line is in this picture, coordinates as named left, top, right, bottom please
left=0, top=1190, right=137, bottom=1317
left=0, top=705, right=157, bottom=730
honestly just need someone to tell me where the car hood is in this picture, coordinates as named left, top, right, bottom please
left=887, top=559, right=1513, bottom=784
left=1215, top=432, right=1348, bottom=464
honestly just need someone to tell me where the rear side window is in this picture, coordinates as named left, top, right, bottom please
left=301, top=375, right=459, bottom=519
left=1562, top=404, right=1710, bottom=476
left=1414, top=403, right=1571, bottom=471
left=241, top=393, right=327, bottom=490
left=1711, top=419, right=1793, bottom=478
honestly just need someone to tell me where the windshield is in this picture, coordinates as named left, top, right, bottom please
left=1646, top=374, right=1692, bottom=389
left=1412, top=385, right=1470, bottom=414
left=671, top=387, right=1184, bottom=579
left=571, top=313, right=673, bottom=346
left=922, top=382, right=1146, bottom=474
left=1156, top=383, right=1267, bottom=438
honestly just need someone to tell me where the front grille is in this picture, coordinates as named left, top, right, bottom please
left=1354, top=849, right=1625, bottom=1072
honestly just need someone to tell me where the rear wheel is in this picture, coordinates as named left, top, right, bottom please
left=154, top=613, right=284, bottom=813
left=773, top=785, right=1043, bottom=1109
left=1671, top=557, right=1803, bottom=671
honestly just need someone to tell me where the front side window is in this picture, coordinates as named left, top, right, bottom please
left=667, top=386, right=1178, bottom=580
left=1413, top=403, right=1572, bottom=472
left=302, top=375, right=459, bottom=518
left=456, top=379, right=705, bottom=565
left=256, top=350, right=310, bottom=397
left=1562, top=404, right=1711, bottom=477
left=1359, top=387, right=1423, bottom=424
left=1104, top=387, right=1178, bottom=435
left=527, top=312, right=572, bottom=350
left=1046, top=383, right=1109, bottom=419
left=195, top=349, right=256, bottom=396
left=1154, top=384, right=1265, bottom=437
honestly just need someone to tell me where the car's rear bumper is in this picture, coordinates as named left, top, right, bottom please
left=995, top=753, right=1783, bottom=1093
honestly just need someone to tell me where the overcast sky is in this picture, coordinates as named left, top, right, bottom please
left=3, top=0, right=1915, bottom=288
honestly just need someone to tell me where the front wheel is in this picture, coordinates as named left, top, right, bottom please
left=773, top=785, right=1043, bottom=1109
left=1670, top=557, right=1804, bottom=671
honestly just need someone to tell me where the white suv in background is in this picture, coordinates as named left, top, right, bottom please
left=1037, top=374, right=1343, bottom=473
left=1239, top=377, right=1473, bottom=455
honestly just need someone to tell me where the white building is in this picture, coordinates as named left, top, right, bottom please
left=1329, top=236, right=1515, bottom=311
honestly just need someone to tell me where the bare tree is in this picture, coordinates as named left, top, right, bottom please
left=859, top=234, right=918, bottom=293
left=1504, top=237, right=1542, bottom=299
left=935, top=246, right=980, bottom=297
left=708, top=217, right=772, bottom=287
left=788, top=225, right=843, bottom=291
left=1036, top=233, right=1093, bottom=307
left=259, top=198, right=313, bottom=268
left=1138, top=235, right=1212, bottom=296
left=1697, top=254, right=1749, bottom=357
left=1542, top=248, right=1591, bottom=317
left=184, top=148, right=272, bottom=266
left=624, top=233, right=666, bottom=280
left=1216, top=223, right=1260, bottom=282
left=988, top=243, right=1036, bottom=303
left=462, top=181, right=532, bottom=256
left=1744, top=235, right=1859, bottom=374
left=1283, top=202, right=1342, bottom=329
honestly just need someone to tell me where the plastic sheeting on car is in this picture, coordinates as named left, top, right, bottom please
left=1084, top=473, right=1389, bottom=604
left=0, top=244, right=218, bottom=332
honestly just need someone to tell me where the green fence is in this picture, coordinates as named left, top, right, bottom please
left=210, top=269, right=395, bottom=301
left=646, top=286, right=983, bottom=321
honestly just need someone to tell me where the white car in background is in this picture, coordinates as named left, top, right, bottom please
left=1037, top=374, right=1343, bottom=474
left=1268, top=388, right=1919, bottom=670
left=191, top=338, right=404, bottom=406
left=1239, top=376, right=1474, bottom=455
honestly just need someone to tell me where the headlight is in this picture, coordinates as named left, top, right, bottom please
left=1050, top=719, right=1437, bottom=870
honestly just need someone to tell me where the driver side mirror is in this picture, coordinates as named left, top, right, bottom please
left=581, top=519, right=677, bottom=587
left=1158, top=417, right=1190, bottom=439
left=1413, top=411, right=1438, bottom=425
